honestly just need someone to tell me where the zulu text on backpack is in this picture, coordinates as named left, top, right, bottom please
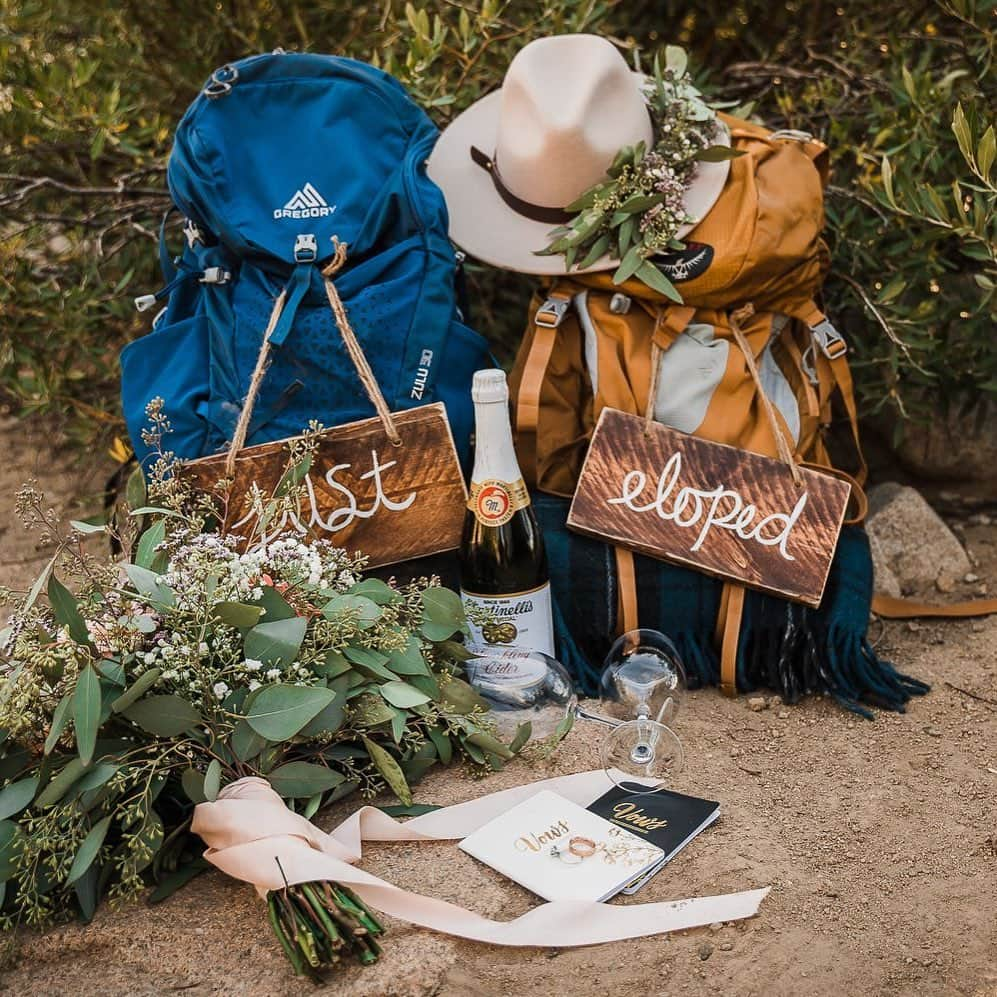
left=121, top=53, right=488, bottom=471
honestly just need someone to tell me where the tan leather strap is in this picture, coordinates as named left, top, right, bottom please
left=719, top=584, right=746, bottom=697
left=871, top=594, right=997, bottom=619
left=828, top=353, right=868, bottom=487
left=614, top=546, right=639, bottom=635
left=515, top=289, right=569, bottom=484
left=798, top=461, right=868, bottom=526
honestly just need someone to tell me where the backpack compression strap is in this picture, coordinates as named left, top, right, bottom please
left=516, top=287, right=572, bottom=484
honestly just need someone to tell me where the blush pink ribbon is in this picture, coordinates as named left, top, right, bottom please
left=191, top=769, right=769, bottom=947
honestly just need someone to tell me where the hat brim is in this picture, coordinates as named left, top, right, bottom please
left=427, top=73, right=731, bottom=276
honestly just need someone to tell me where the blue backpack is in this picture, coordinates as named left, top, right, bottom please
left=121, top=52, right=488, bottom=470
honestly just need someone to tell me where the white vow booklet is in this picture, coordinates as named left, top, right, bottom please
left=458, top=789, right=665, bottom=902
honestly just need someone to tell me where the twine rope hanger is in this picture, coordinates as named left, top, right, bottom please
left=644, top=302, right=803, bottom=486
left=224, top=238, right=401, bottom=478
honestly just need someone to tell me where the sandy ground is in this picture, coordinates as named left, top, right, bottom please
left=0, top=416, right=995, bottom=997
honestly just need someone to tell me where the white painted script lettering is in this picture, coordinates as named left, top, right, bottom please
left=231, top=448, right=417, bottom=545
left=607, top=452, right=808, bottom=560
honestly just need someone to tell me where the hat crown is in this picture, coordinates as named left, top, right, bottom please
left=494, top=35, right=653, bottom=209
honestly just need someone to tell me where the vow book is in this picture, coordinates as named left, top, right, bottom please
left=587, top=783, right=721, bottom=895
left=458, top=789, right=665, bottom=902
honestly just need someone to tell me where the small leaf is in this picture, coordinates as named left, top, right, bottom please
left=245, top=685, right=335, bottom=741
left=322, top=594, right=381, bottom=629
left=554, top=710, right=575, bottom=741
left=298, top=696, right=346, bottom=737
left=427, top=727, right=452, bottom=764
left=125, top=464, right=147, bottom=510
left=348, top=578, right=397, bottom=605
left=637, top=261, right=684, bottom=302
left=664, top=44, right=688, bottom=77
left=0, top=777, right=38, bottom=820
left=243, top=617, right=307, bottom=669
left=230, top=719, right=268, bottom=761
left=978, top=125, right=995, bottom=180
left=380, top=680, right=432, bottom=709
left=122, top=695, right=201, bottom=737
left=386, top=637, right=430, bottom=676
left=181, top=768, right=207, bottom=804
left=35, top=757, right=87, bottom=807
left=509, top=721, right=533, bottom=754
left=466, top=732, right=514, bottom=760
left=111, top=668, right=162, bottom=713
left=361, top=737, right=412, bottom=806
left=694, top=145, right=745, bottom=163
left=212, top=601, right=264, bottom=629
left=65, top=816, right=111, bottom=886
left=267, top=761, right=345, bottom=798
left=253, top=586, right=296, bottom=622
left=148, top=859, right=210, bottom=903
left=44, top=693, right=72, bottom=754
left=314, top=649, right=352, bottom=678
left=73, top=665, right=101, bottom=765
left=48, top=575, right=90, bottom=645
left=135, top=519, right=166, bottom=569
left=203, top=759, right=221, bottom=802
left=125, top=564, right=175, bottom=606
left=613, top=245, right=645, bottom=285
left=70, top=519, right=107, bottom=535
left=378, top=803, right=441, bottom=817
left=576, top=233, right=611, bottom=270
left=618, top=193, right=663, bottom=213
left=439, top=676, right=488, bottom=715
left=422, top=587, right=464, bottom=626
left=0, top=821, right=23, bottom=882
left=98, top=659, right=126, bottom=686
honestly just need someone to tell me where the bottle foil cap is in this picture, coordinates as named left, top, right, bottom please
left=471, top=368, right=509, bottom=404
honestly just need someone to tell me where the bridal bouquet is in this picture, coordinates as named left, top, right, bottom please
left=0, top=432, right=517, bottom=978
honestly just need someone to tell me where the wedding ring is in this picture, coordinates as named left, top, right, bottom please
left=568, top=836, right=597, bottom=858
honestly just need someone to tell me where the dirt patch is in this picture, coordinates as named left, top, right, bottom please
left=0, top=418, right=994, bottom=997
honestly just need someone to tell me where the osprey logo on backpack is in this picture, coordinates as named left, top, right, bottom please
left=654, top=241, right=714, bottom=283
left=273, top=182, right=336, bottom=220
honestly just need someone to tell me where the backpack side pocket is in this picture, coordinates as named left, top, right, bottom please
left=120, top=315, right=212, bottom=469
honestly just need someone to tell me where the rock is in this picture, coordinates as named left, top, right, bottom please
left=777, top=710, right=790, bottom=719
left=964, top=572, right=980, bottom=583
left=924, top=726, right=942, bottom=738
left=866, top=483, right=971, bottom=592
left=47, top=234, right=72, bottom=255
left=698, top=942, right=714, bottom=961
left=719, top=941, right=734, bottom=952
left=867, top=529, right=902, bottom=598
left=936, top=573, right=957, bottom=594
left=747, top=697, right=768, bottom=712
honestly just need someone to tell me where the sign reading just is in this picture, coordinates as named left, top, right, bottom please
left=185, top=403, right=466, bottom=569
left=567, top=408, right=852, bottom=606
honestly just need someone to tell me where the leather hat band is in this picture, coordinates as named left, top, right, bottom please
left=470, top=145, right=574, bottom=225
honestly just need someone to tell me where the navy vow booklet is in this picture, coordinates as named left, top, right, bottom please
left=586, top=783, right=721, bottom=894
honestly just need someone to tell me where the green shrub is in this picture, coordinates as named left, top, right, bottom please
left=1, top=0, right=993, bottom=451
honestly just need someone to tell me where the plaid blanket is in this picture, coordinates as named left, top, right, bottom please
left=534, top=494, right=929, bottom=718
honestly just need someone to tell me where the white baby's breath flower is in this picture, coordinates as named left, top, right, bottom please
left=244, top=658, right=263, bottom=672
left=212, top=681, right=230, bottom=700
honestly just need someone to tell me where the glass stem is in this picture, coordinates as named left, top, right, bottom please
left=573, top=705, right=622, bottom=729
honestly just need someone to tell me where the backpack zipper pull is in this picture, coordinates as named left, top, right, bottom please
left=133, top=265, right=229, bottom=312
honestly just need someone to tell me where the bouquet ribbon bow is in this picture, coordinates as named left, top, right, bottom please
left=192, top=769, right=768, bottom=947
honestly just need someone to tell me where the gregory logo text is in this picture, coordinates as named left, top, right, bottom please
left=274, top=183, right=336, bottom=219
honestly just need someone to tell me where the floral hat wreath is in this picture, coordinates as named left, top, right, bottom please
left=535, top=47, right=742, bottom=301
left=427, top=36, right=743, bottom=301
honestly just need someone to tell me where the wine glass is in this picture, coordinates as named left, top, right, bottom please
left=463, top=629, right=686, bottom=794
left=591, top=629, right=686, bottom=792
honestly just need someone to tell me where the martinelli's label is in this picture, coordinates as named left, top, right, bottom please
left=461, top=582, right=555, bottom=657
left=467, top=477, right=531, bottom=527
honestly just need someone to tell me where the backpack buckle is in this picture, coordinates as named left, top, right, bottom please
left=535, top=296, right=570, bottom=328
left=204, top=64, right=239, bottom=99
left=199, top=267, right=231, bottom=285
left=811, top=319, right=848, bottom=360
left=293, top=234, right=317, bottom=263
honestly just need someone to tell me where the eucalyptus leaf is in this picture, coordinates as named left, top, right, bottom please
left=613, top=245, right=645, bottom=285
left=243, top=616, right=307, bottom=669
left=0, top=777, right=38, bottom=820
left=427, top=727, right=452, bottom=764
left=35, top=757, right=87, bottom=807
left=349, top=692, right=397, bottom=727
left=439, top=676, right=487, bottom=715
left=378, top=803, right=441, bottom=817
left=406, top=673, right=442, bottom=700
left=694, top=145, right=745, bottom=163
left=636, top=260, right=684, bottom=302
left=348, top=578, right=397, bottom=605
left=48, top=574, right=91, bottom=645
left=314, top=649, right=352, bottom=678
left=65, top=816, right=111, bottom=886
left=245, top=684, right=335, bottom=741
left=148, top=858, right=210, bottom=903
left=135, top=519, right=166, bottom=569
left=125, top=464, right=147, bottom=511
left=69, top=519, right=107, bottom=535
left=44, top=693, right=72, bottom=754
left=253, top=586, right=296, bottom=622
left=111, top=667, right=162, bottom=713
left=466, top=732, right=514, bottom=761
left=203, top=759, right=221, bottom=802
left=267, top=761, right=345, bottom=798
left=380, top=680, right=431, bottom=709
left=74, top=762, right=119, bottom=794
left=386, top=637, right=430, bottom=676
left=230, top=719, right=268, bottom=762
left=390, top=709, right=406, bottom=743
left=73, top=664, right=101, bottom=765
left=97, top=659, right=125, bottom=686
left=509, top=721, right=533, bottom=754
left=181, top=768, right=207, bottom=804
left=125, top=564, right=175, bottom=606
left=212, top=601, right=264, bottom=629
left=122, top=695, right=201, bottom=737
left=577, top=233, right=611, bottom=270
left=361, top=737, right=412, bottom=806
left=421, top=587, right=464, bottom=627
left=322, top=594, right=381, bottom=629
left=298, top=696, right=346, bottom=737
left=0, top=821, right=23, bottom=882
left=344, top=645, right=395, bottom=680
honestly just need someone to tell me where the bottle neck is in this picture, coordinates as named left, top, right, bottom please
left=471, top=399, right=522, bottom=484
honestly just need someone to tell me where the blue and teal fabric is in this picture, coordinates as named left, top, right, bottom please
left=120, top=53, right=488, bottom=469
left=534, top=494, right=929, bottom=718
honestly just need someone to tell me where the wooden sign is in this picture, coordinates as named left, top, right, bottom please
left=185, top=403, right=466, bottom=569
left=567, top=408, right=852, bottom=606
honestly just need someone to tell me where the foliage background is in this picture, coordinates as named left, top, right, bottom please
left=1, top=0, right=994, bottom=455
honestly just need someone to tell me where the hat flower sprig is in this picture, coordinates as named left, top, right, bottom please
left=536, top=47, right=741, bottom=300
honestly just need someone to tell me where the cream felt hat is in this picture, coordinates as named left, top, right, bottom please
left=427, top=33, right=731, bottom=275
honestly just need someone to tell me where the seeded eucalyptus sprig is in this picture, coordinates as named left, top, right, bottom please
left=536, top=46, right=743, bottom=300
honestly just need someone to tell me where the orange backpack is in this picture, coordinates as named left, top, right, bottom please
left=508, top=114, right=868, bottom=694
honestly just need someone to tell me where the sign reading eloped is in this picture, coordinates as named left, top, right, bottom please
left=567, top=408, right=852, bottom=606
left=186, top=403, right=466, bottom=569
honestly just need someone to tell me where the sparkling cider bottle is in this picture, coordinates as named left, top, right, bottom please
left=459, top=369, right=555, bottom=656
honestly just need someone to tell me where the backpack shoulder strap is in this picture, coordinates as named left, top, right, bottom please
left=717, top=583, right=746, bottom=697
left=515, top=284, right=573, bottom=484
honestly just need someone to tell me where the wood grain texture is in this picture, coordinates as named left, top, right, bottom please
left=185, top=403, right=466, bottom=568
left=567, top=408, right=851, bottom=606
